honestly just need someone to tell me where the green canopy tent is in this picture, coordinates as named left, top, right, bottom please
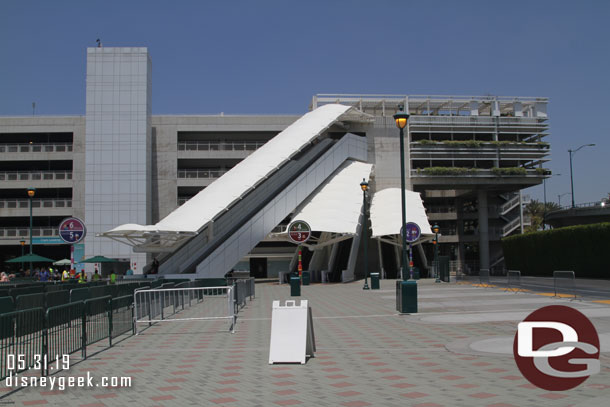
left=5, top=253, right=55, bottom=263
left=80, top=256, right=119, bottom=263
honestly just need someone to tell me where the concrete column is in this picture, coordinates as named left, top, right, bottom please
left=477, top=190, right=490, bottom=271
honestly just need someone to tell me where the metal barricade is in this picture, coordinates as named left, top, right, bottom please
left=45, top=302, right=84, bottom=373
left=0, top=308, right=45, bottom=380
left=83, top=296, right=112, bottom=357
left=505, top=270, right=524, bottom=293
left=134, top=286, right=235, bottom=334
left=553, top=270, right=578, bottom=299
left=479, top=269, right=491, bottom=287
left=111, top=295, right=134, bottom=338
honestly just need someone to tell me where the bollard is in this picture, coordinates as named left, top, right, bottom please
left=290, top=276, right=301, bottom=296
left=302, top=271, right=310, bottom=286
left=370, top=272, right=380, bottom=290
left=396, top=280, right=417, bottom=313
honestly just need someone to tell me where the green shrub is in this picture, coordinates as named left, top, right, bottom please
left=502, top=222, right=610, bottom=278
left=491, top=167, right=527, bottom=176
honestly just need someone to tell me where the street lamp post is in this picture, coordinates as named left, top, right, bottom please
left=568, top=144, right=595, bottom=208
left=27, top=188, right=36, bottom=272
left=20, top=240, right=25, bottom=272
left=393, top=106, right=410, bottom=280
left=433, top=224, right=440, bottom=283
left=558, top=192, right=571, bottom=207
left=361, top=178, right=369, bottom=290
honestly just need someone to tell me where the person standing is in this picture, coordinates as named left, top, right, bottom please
left=110, top=270, right=117, bottom=284
left=61, top=269, right=69, bottom=282
left=39, top=267, right=50, bottom=282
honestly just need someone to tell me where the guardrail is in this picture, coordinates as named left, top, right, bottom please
left=0, top=199, right=72, bottom=210
left=0, top=143, right=73, bottom=153
left=178, top=140, right=265, bottom=152
left=0, top=171, right=73, bottom=181
left=134, top=286, right=235, bottom=334
left=177, top=169, right=229, bottom=179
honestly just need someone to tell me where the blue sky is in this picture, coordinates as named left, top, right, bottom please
left=1, top=0, right=608, bottom=205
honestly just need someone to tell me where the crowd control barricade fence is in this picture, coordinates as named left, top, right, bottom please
left=0, top=308, right=44, bottom=380
left=505, top=270, right=524, bottom=293
left=553, top=270, right=579, bottom=300
left=111, top=295, right=134, bottom=338
left=1, top=293, right=138, bottom=380
left=478, top=269, right=491, bottom=287
left=134, top=286, right=235, bottom=334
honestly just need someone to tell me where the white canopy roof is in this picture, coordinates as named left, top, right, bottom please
left=291, top=160, right=373, bottom=235
left=101, top=104, right=353, bottom=249
left=369, top=188, right=432, bottom=238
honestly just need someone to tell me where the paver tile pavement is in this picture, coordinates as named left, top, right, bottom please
left=1, top=279, right=609, bottom=406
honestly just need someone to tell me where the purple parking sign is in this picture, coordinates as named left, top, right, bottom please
left=402, top=222, right=421, bottom=243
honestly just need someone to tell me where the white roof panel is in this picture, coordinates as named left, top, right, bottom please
left=370, top=188, right=432, bottom=238
left=104, top=103, right=352, bottom=237
left=291, top=161, right=373, bottom=235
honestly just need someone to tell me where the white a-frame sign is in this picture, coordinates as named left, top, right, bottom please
left=268, top=300, right=316, bottom=364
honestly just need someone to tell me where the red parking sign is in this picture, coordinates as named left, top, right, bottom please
left=58, top=217, right=86, bottom=244
left=288, top=220, right=311, bottom=244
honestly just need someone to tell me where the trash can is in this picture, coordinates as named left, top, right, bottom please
left=370, top=272, right=380, bottom=290
left=302, top=271, right=310, bottom=286
left=290, top=276, right=301, bottom=296
left=396, top=280, right=417, bottom=313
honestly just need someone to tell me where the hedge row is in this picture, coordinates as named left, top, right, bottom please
left=502, top=222, right=610, bottom=278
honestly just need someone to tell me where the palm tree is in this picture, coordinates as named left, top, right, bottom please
left=524, top=199, right=561, bottom=232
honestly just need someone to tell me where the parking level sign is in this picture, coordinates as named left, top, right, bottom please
left=58, top=217, right=86, bottom=244
left=288, top=220, right=311, bottom=244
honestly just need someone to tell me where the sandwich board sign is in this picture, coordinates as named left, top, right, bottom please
left=269, top=300, right=316, bottom=364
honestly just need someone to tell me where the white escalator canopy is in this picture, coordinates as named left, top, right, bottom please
left=369, top=188, right=433, bottom=246
left=100, top=104, right=355, bottom=252
left=276, top=160, right=374, bottom=249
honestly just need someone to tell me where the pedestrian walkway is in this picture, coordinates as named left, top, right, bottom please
left=1, top=279, right=609, bottom=406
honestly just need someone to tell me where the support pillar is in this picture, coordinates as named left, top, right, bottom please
left=477, top=190, right=490, bottom=271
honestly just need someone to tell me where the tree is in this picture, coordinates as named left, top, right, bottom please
left=524, top=199, right=561, bottom=233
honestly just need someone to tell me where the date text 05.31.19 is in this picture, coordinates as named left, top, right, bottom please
left=7, top=354, right=70, bottom=372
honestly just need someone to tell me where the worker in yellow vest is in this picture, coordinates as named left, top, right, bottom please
left=78, top=271, right=86, bottom=284
left=61, top=269, right=69, bottom=282
left=110, top=270, right=117, bottom=284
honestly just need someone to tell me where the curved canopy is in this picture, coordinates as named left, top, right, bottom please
left=291, top=160, right=373, bottom=235
left=101, top=104, right=355, bottom=250
left=370, top=188, right=432, bottom=239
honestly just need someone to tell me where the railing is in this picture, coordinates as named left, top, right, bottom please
left=1, top=289, right=140, bottom=380
left=133, top=286, right=235, bottom=334
left=0, top=199, right=72, bottom=210
left=0, top=143, right=73, bottom=153
left=0, top=308, right=45, bottom=380
left=500, top=194, right=520, bottom=215
left=0, top=171, right=73, bottom=181
left=178, top=140, right=265, bottom=152
left=411, top=169, right=543, bottom=178
left=111, top=295, right=135, bottom=338
left=177, top=169, right=228, bottom=179
left=0, top=227, right=60, bottom=238
left=502, top=217, right=521, bottom=236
